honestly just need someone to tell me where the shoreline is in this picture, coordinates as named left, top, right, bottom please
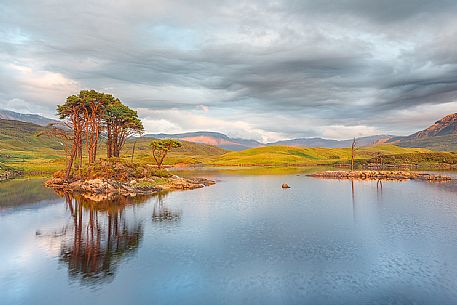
left=307, top=170, right=453, bottom=181
left=2, top=163, right=457, bottom=181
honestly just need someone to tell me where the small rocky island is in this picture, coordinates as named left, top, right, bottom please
left=308, top=170, right=453, bottom=181
left=45, top=159, right=215, bottom=202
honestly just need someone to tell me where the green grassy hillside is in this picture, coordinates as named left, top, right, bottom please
left=0, top=119, right=65, bottom=174
left=394, top=134, right=457, bottom=151
left=0, top=119, right=63, bottom=150
left=123, top=137, right=227, bottom=166
left=211, top=145, right=431, bottom=166
left=365, top=151, right=457, bottom=167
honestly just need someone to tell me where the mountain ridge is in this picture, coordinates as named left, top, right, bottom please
left=407, top=113, right=457, bottom=139
left=0, top=109, right=58, bottom=126
left=268, top=135, right=393, bottom=148
left=389, top=113, right=457, bottom=151
left=147, top=132, right=395, bottom=150
left=145, top=131, right=263, bottom=151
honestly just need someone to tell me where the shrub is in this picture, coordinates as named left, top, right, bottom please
left=54, top=158, right=172, bottom=181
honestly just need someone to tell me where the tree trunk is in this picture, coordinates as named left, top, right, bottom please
left=65, top=143, right=77, bottom=180
left=131, top=139, right=137, bottom=162
left=113, top=127, right=119, bottom=157
left=152, top=149, right=167, bottom=169
left=78, top=135, right=83, bottom=177
left=351, top=138, right=356, bottom=171
left=107, top=124, right=112, bottom=158
left=92, top=119, right=100, bottom=162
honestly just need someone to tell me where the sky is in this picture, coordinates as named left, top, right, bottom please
left=1, top=0, right=457, bottom=142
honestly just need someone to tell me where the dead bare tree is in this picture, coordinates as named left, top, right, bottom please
left=351, top=137, right=357, bottom=171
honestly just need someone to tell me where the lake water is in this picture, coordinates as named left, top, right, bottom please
left=2, top=169, right=457, bottom=305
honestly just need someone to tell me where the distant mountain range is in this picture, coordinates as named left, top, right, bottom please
left=268, top=135, right=392, bottom=148
left=147, top=113, right=457, bottom=151
left=146, top=132, right=393, bottom=150
left=145, top=132, right=263, bottom=151
left=0, top=109, right=58, bottom=126
left=4, top=109, right=457, bottom=151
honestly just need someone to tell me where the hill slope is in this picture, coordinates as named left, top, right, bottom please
left=212, top=145, right=430, bottom=166
left=407, top=113, right=457, bottom=139
left=0, top=119, right=65, bottom=174
left=0, top=119, right=63, bottom=151
left=0, top=109, right=58, bottom=126
left=123, top=137, right=227, bottom=165
left=389, top=113, right=457, bottom=151
left=394, top=134, right=457, bottom=152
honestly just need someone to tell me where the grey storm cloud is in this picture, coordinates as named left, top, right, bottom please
left=1, top=0, right=457, bottom=140
left=287, top=0, right=457, bottom=23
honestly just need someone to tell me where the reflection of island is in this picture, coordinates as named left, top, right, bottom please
left=0, top=178, right=59, bottom=211
left=38, top=193, right=146, bottom=285
left=152, top=193, right=182, bottom=223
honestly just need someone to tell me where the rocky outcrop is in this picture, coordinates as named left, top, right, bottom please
left=308, top=171, right=452, bottom=181
left=0, top=168, right=23, bottom=182
left=45, top=176, right=215, bottom=202
left=158, top=176, right=216, bottom=191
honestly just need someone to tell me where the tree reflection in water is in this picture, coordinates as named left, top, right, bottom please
left=152, top=192, right=182, bottom=223
left=43, top=193, right=146, bottom=285
left=36, top=191, right=183, bottom=285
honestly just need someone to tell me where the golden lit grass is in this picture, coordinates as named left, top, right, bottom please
left=211, top=145, right=432, bottom=166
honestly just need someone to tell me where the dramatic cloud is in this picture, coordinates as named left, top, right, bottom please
left=1, top=0, right=457, bottom=141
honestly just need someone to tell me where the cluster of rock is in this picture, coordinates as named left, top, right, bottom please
left=0, top=169, right=22, bottom=182
left=158, top=176, right=215, bottom=191
left=45, top=175, right=216, bottom=202
left=308, top=170, right=453, bottom=181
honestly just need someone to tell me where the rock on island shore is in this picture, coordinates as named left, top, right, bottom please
left=46, top=175, right=215, bottom=202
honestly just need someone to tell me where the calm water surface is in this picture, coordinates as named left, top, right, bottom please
left=2, top=170, right=457, bottom=305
